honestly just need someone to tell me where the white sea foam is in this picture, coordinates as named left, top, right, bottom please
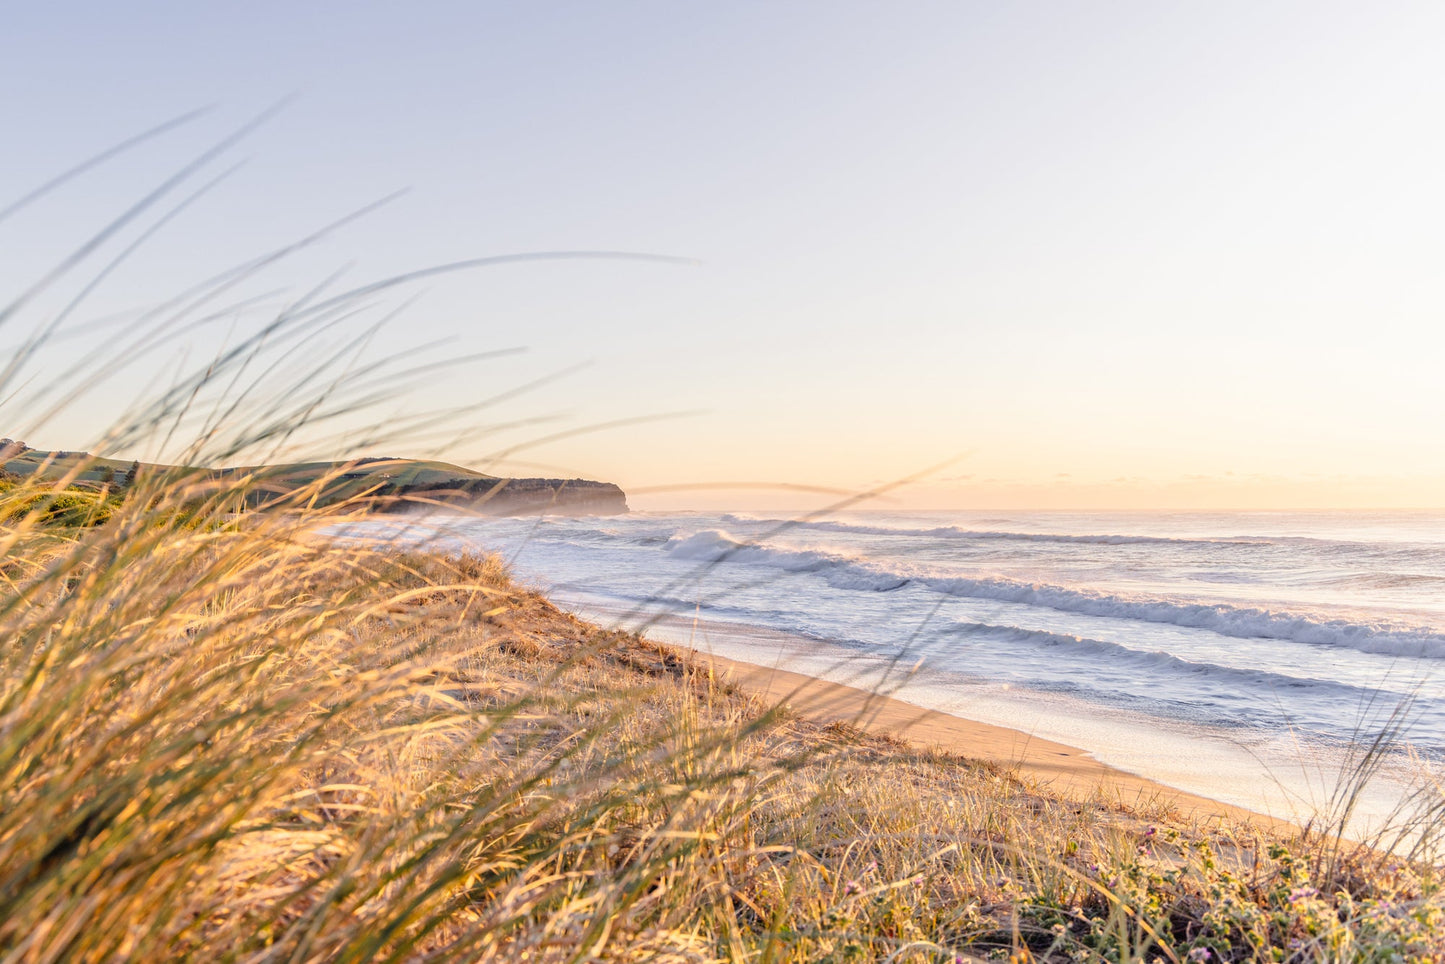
left=665, top=529, right=907, bottom=589
left=666, top=528, right=1445, bottom=658
left=945, top=621, right=1370, bottom=700
left=921, top=575, right=1445, bottom=657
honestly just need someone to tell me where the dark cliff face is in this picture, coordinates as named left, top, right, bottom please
left=385, top=477, right=629, bottom=516
left=475, top=478, right=629, bottom=516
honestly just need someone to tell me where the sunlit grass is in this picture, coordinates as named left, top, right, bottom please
left=2, top=465, right=1443, bottom=961
left=3, top=119, right=1445, bottom=962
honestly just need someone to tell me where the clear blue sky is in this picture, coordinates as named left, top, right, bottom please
left=5, top=2, right=1445, bottom=508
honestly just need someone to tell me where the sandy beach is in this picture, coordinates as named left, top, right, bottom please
left=468, top=504, right=1442, bottom=842
left=698, top=649, right=1293, bottom=832
left=544, top=592, right=1294, bottom=831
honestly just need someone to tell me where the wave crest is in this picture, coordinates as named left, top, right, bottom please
left=669, top=529, right=1445, bottom=658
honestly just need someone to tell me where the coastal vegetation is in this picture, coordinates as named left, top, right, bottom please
left=2, top=458, right=1443, bottom=961
left=0, top=444, right=628, bottom=519
left=5, top=118, right=1441, bottom=964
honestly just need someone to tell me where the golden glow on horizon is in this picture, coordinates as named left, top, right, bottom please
left=627, top=475, right=1445, bottom=514
left=13, top=5, right=1445, bottom=513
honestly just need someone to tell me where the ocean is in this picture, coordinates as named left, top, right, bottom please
left=344, top=509, right=1445, bottom=834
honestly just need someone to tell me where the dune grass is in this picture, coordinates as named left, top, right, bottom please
left=5, top=122, right=1444, bottom=961
left=1, top=465, right=1443, bottom=962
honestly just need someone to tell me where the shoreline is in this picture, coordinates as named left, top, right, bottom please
left=313, top=520, right=1318, bottom=834
left=695, top=647, right=1294, bottom=833
left=327, top=514, right=1429, bottom=841
left=538, top=590, right=1299, bottom=833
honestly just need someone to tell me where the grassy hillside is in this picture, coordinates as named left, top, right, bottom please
left=1, top=445, right=493, bottom=487
left=0, top=444, right=626, bottom=515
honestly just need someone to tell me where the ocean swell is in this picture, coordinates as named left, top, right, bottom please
left=945, top=620, right=1377, bottom=701
left=666, top=529, right=1445, bottom=658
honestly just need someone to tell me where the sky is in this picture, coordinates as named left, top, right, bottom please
left=3, top=2, right=1445, bottom=510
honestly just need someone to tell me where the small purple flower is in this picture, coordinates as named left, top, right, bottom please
left=1188, top=949, right=1212, bottom=962
left=1288, top=886, right=1319, bottom=904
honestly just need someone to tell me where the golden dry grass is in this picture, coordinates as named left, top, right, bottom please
left=8, top=123, right=1445, bottom=961
left=2, top=464, right=1442, bottom=962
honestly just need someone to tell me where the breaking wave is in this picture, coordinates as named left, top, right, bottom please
left=667, top=529, right=1445, bottom=658
left=946, top=621, right=1378, bottom=700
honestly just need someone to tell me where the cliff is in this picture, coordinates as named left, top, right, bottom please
left=384, top=475, right=630, bottom=516
left=1, top=448, right=630, bottom=517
